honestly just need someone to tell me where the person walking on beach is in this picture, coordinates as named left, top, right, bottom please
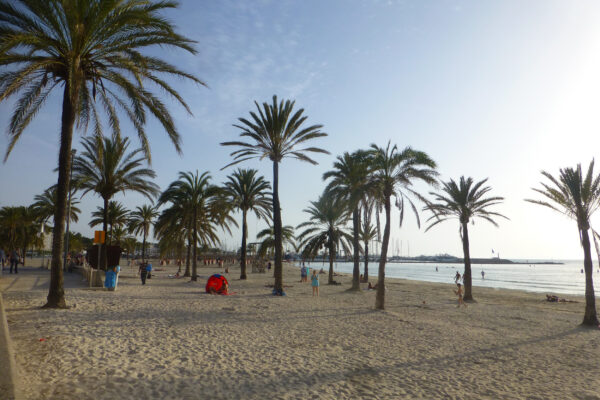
left=454, top=271, right=461, bottom=284
left=454, top=283, right=467, bottom=308
left=311, top=270, right=319, bottom=297
left=9, top=249, right=19, bottom=274
left=139, top=262, right=148, bottom=285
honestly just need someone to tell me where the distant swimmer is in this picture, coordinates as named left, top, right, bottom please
left=481, top=270, right=485, bottom=279
left=436, top=266, right=438, bottom=272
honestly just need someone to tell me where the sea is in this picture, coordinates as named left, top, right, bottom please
left=299, top=260, right=600, bottom=296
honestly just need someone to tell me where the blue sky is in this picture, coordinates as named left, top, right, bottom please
left=2, top=0, right=600, bottom=260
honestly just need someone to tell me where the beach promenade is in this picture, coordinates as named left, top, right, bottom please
left=1, top=262, right=599, bottom=399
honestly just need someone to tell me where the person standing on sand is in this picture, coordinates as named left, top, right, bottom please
left=454, top=271, right=461, bottom=283
left=311, top=270, right=319, bottom=296
left=481, top=270, right=485, bottom=279
left=9, top=249, right=19, bottom=274
left=454, top=283, right=467, bottom=308
left=139, top=262, right=148, bottom=285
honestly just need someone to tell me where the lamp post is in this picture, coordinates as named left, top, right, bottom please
left=63, top=149, right=76, bottom=272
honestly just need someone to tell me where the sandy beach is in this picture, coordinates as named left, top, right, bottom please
left=1, top=261, right=599, bottom=400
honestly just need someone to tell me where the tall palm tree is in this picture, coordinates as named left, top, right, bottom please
left=369, top=142, right=438, bottom=309
left=89, top=201, right=130, bottom=244
left=74, top=135, right=159, bottom=277
left=424, top=176, right=507, bottom=301
left=256, top=225, right=296, bottom=259
left=128, top=205, right=159, bottom=263
left=221, top=95, right=328, bottom=294
left=224, top=168, right=272, bottom=279
left=32, top=185, right=80, bottom=225
left=297, top=192, right=353, bottom=285
left=323, top=150, right=371, bottom=290
left=0, top=0, right=202, bottom=308
left=526, top=161, right=600, bottom=326
left=158, top=171, right=235, bottom=281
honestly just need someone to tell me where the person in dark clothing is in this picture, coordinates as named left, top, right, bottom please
left=139, top=262, right=148, bottom=285
left=10, top=249, right=19, bottom=274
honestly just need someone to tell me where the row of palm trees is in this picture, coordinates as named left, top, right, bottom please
left=220, top=96, right=598, bottom=327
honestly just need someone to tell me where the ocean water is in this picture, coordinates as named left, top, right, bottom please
left=301, top=260, right=600, bottom=296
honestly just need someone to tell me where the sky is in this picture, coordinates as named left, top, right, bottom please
left=2, top=0, right=600, bottom=260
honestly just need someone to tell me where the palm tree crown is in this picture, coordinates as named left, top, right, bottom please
left=32, top=185, right=80, bottom=224
left=74, top=135, right=159, bottom=203
left=221, top=95, right=328, bottom=166
left=526, top=161, right=599, bottom=326
left=425, top=177, right=507, bottom=229
left=0, top=0, right=203, bottom=160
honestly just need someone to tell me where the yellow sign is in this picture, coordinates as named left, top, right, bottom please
left=94, top=231, right=106, bottom=244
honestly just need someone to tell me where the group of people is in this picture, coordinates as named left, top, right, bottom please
left=299, top=262, right=320, bottom=296
left=0, top=249, right=21, bottom=274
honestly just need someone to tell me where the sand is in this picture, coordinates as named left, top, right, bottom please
left=1, top=260, right=599, bottom=400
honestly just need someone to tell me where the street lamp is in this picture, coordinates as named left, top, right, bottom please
left=63, top=149, right=76, bottom=272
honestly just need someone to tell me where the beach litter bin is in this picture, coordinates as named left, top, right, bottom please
left=104, top=266, right=118, bottom=291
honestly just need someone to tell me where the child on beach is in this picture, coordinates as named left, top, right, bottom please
left=454, top=283, right=467, bottom=308
left=311, top=270, right=319, bottom=297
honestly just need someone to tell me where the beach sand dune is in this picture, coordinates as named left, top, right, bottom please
left=1, top=262, right=599, bottom=399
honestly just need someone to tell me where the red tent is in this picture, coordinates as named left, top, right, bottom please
left=205, top=274, right=229, bottom=294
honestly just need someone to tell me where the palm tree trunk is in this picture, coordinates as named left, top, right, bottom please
left=328, top=239, right=335, bottom=285
left=272, top=161, right=283, bottom=293
left=240, top=209, right=248, bottom=279
left=580, top=228, right=598, bottom=326
left=364, top=239, right=369, bottom=281
left=142, top=232, right=147, bottom=263
left=101, top=197, right=109, bottom=270
left=376, top=194, right=391, bottom=310
left=461, top=222, right=473, bottom=301
left=191, top=208, right=198, bottom=281
left=350, top=207, right=360, bottom=290
left=184, top=233, right=191, bottom=277
left=44, top=84, right=76, bottom=308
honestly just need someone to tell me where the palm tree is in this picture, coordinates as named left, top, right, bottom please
left=221, top=95, right=328, bottom=294
left=526, top=161, right=600, bottom=326
left=369, top=142, right=438, bottom=309
left=158, top=171, right=235, bottom=281
left=424, top=177, right=507, bottom=301
left=74, top=135, right=159, bottom=277
left=0, top=0, right=202, bottom=308
left=155, top=202, right=192, bottom=276
left=0, top=206, right=39, bottom=266
left=256, top=225, right=296, bottom=259
left=359, top=201, right=378, bottom=281
left=128, top=205, right=159, bottom=263
left=297, top=193, right=353, bottom=284
left=323, top=150, right=371, bottom=290
left=224, top=169, right=272, bottom=279
left=89, top=201, right=130, bottom=244
left=32, top=185, right=80, bottom=225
